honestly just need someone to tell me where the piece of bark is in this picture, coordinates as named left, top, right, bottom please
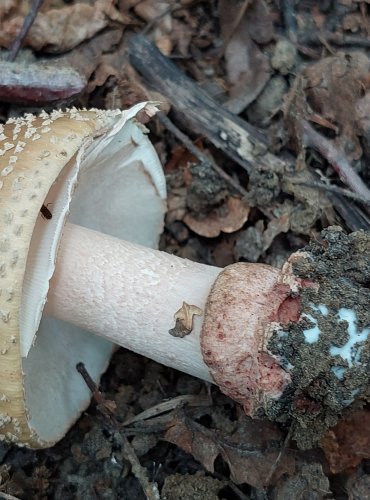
left=128, top=34, right=286, bottom=176
left=0, top=60, right=86, bottom=103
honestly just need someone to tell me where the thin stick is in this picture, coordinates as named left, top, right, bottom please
left=301, top=30, right=370, bottom=49
left=265, top=425, right=294, bottom=486
left=142, top=3, right=179, bottom=36
left=7, top=0, right=45, bottom=62
left=0, top=494, right=22, bottom=500
left=290, top=179, right=370, bottom=207
left=281, top=0, right=297, bottom=44
left=76, top=362, right=160, bottom=500
left=298, top=119, right=370, bottom=203
left=157, top=112, right=248, bottom=197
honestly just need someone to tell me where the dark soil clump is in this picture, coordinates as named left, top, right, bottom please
left=268, top=227, right=370, bottom=448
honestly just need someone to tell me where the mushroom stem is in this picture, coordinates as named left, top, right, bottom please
left=45, top=223, right=221, bottom=381
left=46, top=222, right=299, bottom=406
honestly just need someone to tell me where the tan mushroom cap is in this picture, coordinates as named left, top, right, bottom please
left=0, top=104, right=166, bottom=447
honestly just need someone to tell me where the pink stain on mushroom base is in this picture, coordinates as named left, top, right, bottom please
left=201, top=262, right=303, bottom=416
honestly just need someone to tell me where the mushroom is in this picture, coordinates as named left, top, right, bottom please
left=0, top=104, right=166, bottom=447
left=1, top=105, right=369, bottom=449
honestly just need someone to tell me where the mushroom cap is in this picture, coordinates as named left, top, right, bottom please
left=0, top=104, right=166, bottom=447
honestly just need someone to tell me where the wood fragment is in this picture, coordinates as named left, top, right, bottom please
left=291, top=179, right=370, bottom=207
left=299, top=119, right=370, bottom=204
left=0, top=61, right=86, bottom=103
left=6, top=0, right=45, bottom=62
left=77, top=362, right=160, bottom=500
left=121, top=394, right=211, bottom=426
left=128, top=34, right=286, bottom=175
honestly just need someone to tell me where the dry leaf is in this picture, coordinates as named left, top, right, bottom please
left=134, top=0, right=173, bottom=55
left=0, top=2, right=130, bottom=53
left=320, top=410, right=370, bottom=474
left=286, top=52, right=370, bottom=162
left=219, top=0, right=272, bottom=113
left=166, top=187, right=187, bottom=224
left=87, top=62, right=119, bottom=94
left=169, top=302, right=202, bottom=338
left=59, top=28, right=123, bottom=84
left=165, top=411, right=295, bottom=487
left=0, top=0, right=17, bottom=20
left=184, top=197, right=250, bottom=238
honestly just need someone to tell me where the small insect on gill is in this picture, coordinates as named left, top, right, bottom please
left=40, top=203, right=52, bottom=219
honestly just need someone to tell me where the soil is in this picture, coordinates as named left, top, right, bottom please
left=268, top=227, right=370, bottom=449
left=0, top=0, right=370, bottom=499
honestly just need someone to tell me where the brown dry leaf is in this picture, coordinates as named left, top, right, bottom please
left=184, top=197, right=250, bottom=238
left=87, top=62, right=119, bottom=94
left=60, top=28, right=123, bottom=82
left=169, top=302, right=203, bottom=338
left=320, top=410, right=370, bottom=474
left=209, top=234, right=237, bottom=267
left=169, top=18, right=193, bottom=57
left=286, top=52, right=370, bottom=162
left=166, top=187, right=188, bottom=224
left=0, top=2, right=131, bottom=53
left=165, top=412, right=295, bottom=487
left=101, top=59, right=170, bottom=112
left=0, top=0, right=18, bottom=20
left=232, top=213, right=290, bottom=262
left=134, top=0, right=173, bottom=55
left=219, top=0, right=272, bottom=113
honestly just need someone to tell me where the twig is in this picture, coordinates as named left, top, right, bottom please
left=121, top=394, right=211, bottom=426
left=300, top=31, right=370, bottom=49
left=113, top=430, right=161, bottom=500
left=157, top=112, right=248, bottom=197
left=0, top=494, right=22, bottom=500
left=265, top=425, right=294, bottom=486
left=141, top=0, right=205, bottom=36
left=281, top=0, right=297, bottom=44
left=219, top=0, right=250, bottom=54
left=6, top=0, right=45, bottom=62
left=128, top=34, right=283, bottom=175
left=142, top=3, right=179, bottom=36
left=298, top=119, right=370, bottom=203
left=76, top=362, right=117, bottom=427
left=290, top=179, right=370, bottom=207
left=76, top=362, right=161, bottom=500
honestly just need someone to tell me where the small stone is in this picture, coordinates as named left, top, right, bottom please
left=271, top=39, right=297, bottom=75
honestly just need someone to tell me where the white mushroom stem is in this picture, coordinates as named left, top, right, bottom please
left=45, top=223, right=221, bottom=382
